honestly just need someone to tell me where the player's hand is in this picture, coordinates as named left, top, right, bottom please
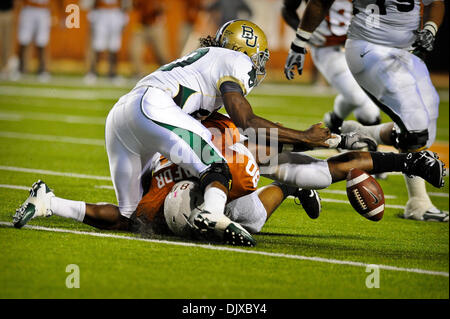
left=284, top=45, right=307, bottom=80
left=338, top=132, right=377, bottom=150
left=285, top=29, right=311, bottom=80
left=412, top=22, right=438, bottom=53
left=302, top=122, right=332, bottom=148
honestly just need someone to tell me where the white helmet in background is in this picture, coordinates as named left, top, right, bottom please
left=164, top=180, right=204, bottom=238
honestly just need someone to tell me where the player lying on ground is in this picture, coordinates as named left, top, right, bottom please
left=14, top=20, right=336, bottom=245
left=13, top=112, right=446, bottom=246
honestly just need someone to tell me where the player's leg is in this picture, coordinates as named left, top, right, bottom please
left=17, top=6, right=34, bottom=74
left=107, top=9, right=127, bottom=80
left=35, top=7, right=51, bottom=80
left=345, top=39, right=445, bottom=221
left=310, top=46, right=380, bottom=133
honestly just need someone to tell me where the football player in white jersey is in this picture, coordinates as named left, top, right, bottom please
left=284, top=0, right=448, bottom=222
left=14, top=20, right=334, bottom=246
left=282, top=0, right=381, bottom=132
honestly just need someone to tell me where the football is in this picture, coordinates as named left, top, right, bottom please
left=346, top=168, right=385, bottom=221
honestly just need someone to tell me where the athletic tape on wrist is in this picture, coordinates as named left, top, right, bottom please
left=424, top=21, right=438, bottom=36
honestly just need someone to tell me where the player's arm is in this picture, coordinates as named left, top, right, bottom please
left=221, top=85, right=331, bottom=149
left=413, top=0, right=445, bottom=53
left=284, top=0, right=335, bottom=79
left=282, top=0, right=303, bottom=30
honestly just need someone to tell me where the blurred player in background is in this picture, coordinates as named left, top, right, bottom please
left=284, top=0, right=447, bottom=222
left=84, top=0, right=131, bottom=84
left=130, top=0, right=167, bottom=78
left=282, top=0, right=381, bottom=132
left=0, top=0, right=14, bottom=79
left=15, top=0, right=60, bottom=82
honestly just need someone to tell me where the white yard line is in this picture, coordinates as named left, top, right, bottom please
left=0, top=221, right=447, bottom=278
left=0, top=131, right=104, bottom=146
left=0, top=86, right=125, bottom=100
left=0, top=111, right=105, bottom=125
left=0, top=166, right=111, bottom=181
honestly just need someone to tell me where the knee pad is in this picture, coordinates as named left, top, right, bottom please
left=356, top=115, right=381, bottom=127
left=199, top=161, right=232, bottom=191
left=393, top=128, right=429, bottom=151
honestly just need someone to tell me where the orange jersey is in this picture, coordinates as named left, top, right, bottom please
left=317, top=0, right=352, bottom=47
left=23, top=0, right=50, bottom=8
left=95, top=0, right=120, bottom=9
left=135, top=112, right=259, bottom=224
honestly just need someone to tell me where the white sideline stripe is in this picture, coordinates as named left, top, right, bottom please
left=0, top=131, right=104, bottom=146
left=0, top=166, right=111, bottom=181
left=0, top=221, right=447, bottom=278
left=0, top=111, right=105, bottom=125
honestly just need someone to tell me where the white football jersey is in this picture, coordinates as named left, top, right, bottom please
left=348, top=0, right=424, bottom=48
left=133, top=47, right=257, bottom=118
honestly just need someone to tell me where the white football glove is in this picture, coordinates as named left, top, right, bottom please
left=338, top=132, right=377, bottom=150
left=285, top=29, right=311, bottom=80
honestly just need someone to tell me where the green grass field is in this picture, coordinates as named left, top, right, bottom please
left=0, top=78, right=448, bottom=299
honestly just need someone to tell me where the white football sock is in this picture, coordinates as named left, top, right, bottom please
left=203, top=186, right=227, bottom=219
left=50, top=197, right=86, bottom=222
left=404, top=175, right=433, bottom=217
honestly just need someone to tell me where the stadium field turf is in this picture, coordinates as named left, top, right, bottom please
left=0, top=78, right=448, bottom=299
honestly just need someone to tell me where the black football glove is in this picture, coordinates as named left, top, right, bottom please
left=412, top=22, right=438, bottom=58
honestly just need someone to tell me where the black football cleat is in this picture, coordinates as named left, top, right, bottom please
left=403, top=151, right=446, bottom=188
left=192, top=210, right=256, bottom=247
left=294, top=189, right=322, bottom=219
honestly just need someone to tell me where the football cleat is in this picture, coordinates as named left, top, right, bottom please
left=403, top=151, right=445, bottom=188
left=404, top=205, right=449, bottom=222
left=294, top=189, right=321, bottom=219
left=323, top=111, right=343, bottom=134
left=13, top=180, right=54, bottom=228
left=192, top=210, right=256, bottom=247
left=422, top=209, right=449, bottom=222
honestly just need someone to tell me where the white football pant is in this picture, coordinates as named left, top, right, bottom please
left=310, top=45, right=380, bottom=123
left=105, top=86, right=224, bottom=217
left=18, top=6, right=50, bottom=47
left=345, top=39, right=439, bottom=148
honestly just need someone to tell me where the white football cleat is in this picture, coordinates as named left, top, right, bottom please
left=403, top=198, right=448, bottom=222
left=13, top=180, right=54, bottom=228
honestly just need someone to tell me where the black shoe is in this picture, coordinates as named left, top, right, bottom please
left=294, top=189, right=321, bottom=219
left=403, top=151, right=446, bottom=188
left=323, top=111, right=343, bottom=134
left=193, top=210, right=256, bottom=247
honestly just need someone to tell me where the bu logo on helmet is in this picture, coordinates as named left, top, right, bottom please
left=241, top=26, right=258, bottom=47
